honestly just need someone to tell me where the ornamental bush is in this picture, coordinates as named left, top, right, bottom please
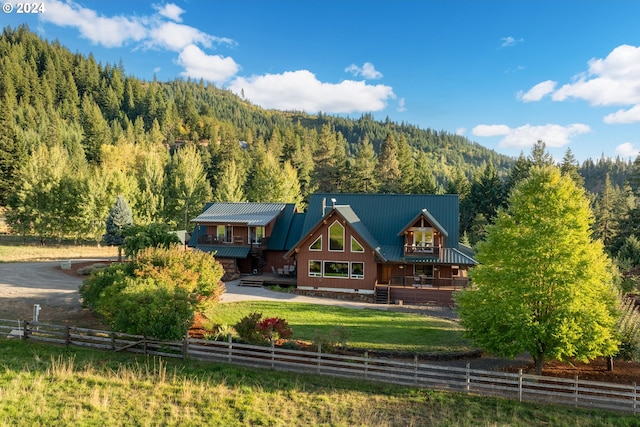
left=79, top=245, right=224, bottom=339
left=234, top=312, right=293, bottom=344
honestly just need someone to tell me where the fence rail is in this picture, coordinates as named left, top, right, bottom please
left=1, top=319, right=637, bottom=415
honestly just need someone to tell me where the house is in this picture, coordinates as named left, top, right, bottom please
left=284, top=194, right=477, bottom=305
left=188, top=202, right=302, bottom=278
left=189, top=194, right=476, bottom=305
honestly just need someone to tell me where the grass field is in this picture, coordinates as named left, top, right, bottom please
left=0, top=338, right=636, bottom=427
left=205, top=301, right=471, bottom=354
left=0, top=238, right=117, bottom=262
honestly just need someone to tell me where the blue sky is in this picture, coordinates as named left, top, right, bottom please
left=4, top=1, right=640, bottom=162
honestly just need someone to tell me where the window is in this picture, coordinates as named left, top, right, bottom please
left=217, top=225, right=225, bottom=241
left=329, top=221, right=344, bottom=251
left=351, top=236, right=364, bottom=253
left=415, top=265, right=434, bottom=277
left=309, top=260, right=322, bottom=277
left=413, top=227, right=434, bottom=248
left=351, top=262, right=364, bottom=279
left=250, top=226, right=265, bottom=244
left=323, top=261, right=349, bottom=278
left=309, top=235, right=322, bottom=251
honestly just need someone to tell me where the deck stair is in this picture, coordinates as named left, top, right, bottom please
left=375, top=286, right=389, bottom=304
left=239, top=277, right=264, bottom=287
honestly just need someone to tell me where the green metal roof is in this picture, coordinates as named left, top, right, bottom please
left=398, top=208, right=448, bottom=237
left=334, top=205, right=385, bottom=261
left=196, top=245, right=251, bottom=258
left=403, top=248, right=478, bottom=265
left=267, top=204, right=297, bottom=250
left=191, top=202, right=289, bottom=226
left=297, top=194, right=466, bottom=263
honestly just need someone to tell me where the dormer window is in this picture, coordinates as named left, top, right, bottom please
left=413, top=227, right=434, bottom=248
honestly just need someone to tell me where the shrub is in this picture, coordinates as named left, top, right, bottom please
left=312, top=326, right=351, bottom=353
left=78, top=245, right=224, bottom=340
left=234, top=312, right=293, bottom=344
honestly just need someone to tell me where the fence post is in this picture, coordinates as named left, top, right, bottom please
left=574, top=375, right=579, bottom=407
left=518, top=369, right=523, bottom=402
left=143, top=335, right=147, bottom=355
left=65, top=326, right=71, bottom=347
left=317, top=344, right=322, bottom=374
left=465, top=363, right=470, bottom=392
left=414, top=355, right=418, bottom=385
left=22, top=320, right=29, bottom=340
left=111, top=332, right=115, bottom=351
left=227, top=334, right=232, bottom=363
left=182, top=336, right=188, bottom=360
left=633, top=382, right=637, bottom=415
left=364, top=351, right=368, bottom=380
left=270, top=339, right=275, bottom=369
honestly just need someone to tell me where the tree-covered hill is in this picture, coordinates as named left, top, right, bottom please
left=2, top=25, right=639, bottom=263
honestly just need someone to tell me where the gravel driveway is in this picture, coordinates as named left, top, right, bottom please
left=0, top=261, right=86, bottom=323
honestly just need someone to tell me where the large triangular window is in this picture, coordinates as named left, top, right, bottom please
left=351, top=236, right=364, bottom=253
left=309, top=235, right=322, bottom=251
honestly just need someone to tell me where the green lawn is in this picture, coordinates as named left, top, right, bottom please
left=1, top=338, right=636, bottom=427
left=206, top=301, right=471, bottom=353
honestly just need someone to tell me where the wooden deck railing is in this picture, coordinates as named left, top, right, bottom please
left=1, top=318, right=637, bottom=415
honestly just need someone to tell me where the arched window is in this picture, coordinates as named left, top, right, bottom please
left=328, top=221, right=344, bottom=251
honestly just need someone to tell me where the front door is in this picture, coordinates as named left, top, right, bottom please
left=379, top=264, right=392, bottom=284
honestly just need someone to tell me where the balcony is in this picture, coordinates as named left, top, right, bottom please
left=404, top=244, right=440, bottom=257
left=197, top=235, right=269, bottom=248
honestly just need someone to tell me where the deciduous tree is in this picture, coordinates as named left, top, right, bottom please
left=456, top=166, right=620, bottom=374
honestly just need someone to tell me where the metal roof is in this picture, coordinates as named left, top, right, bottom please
left=403, top=248, right=478, bottom=266
left=191, top=202, right=288, bottom=226
left=302, top=193, right=461, bottom=250
left=196, top=245, right=251, bottom=258
left=267, top=204, right=297, bottom=250
left=397, top=208, right=448, bottom=237
left=334, top=205, right=385, bottom=261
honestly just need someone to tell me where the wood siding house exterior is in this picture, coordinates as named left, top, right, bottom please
left=285, top=194, right=477, bottom=305
left=190, top=194, right=476, bottom=305
left=188, top=202, right=301, bottom=277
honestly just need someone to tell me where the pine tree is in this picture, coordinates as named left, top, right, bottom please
left=376, top=133, right=402, bottom=193
left=103, top=195, right=134, bottom=261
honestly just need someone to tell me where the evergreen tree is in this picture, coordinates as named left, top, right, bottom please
left=0, top=95, right=26, bottom=205
left=376, top=133, right=402, bottom=193
left=103, top=195, right=134, bottom=261
left=560, top=148, right=584, bottom=187
left=412, top=151, right=439, bottom=194
left=347, top=137, right=378, bottom=193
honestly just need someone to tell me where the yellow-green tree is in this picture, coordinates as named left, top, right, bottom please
left=456, top=166, right=620, bottom=374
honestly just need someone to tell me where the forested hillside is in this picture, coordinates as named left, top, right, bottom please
left=2, top=24, right=640, bottom=273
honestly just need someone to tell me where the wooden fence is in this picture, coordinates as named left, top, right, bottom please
left=1, top=319, right=638, bottom=415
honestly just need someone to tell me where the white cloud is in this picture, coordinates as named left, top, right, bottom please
left=615, top=142, right=640, bottom=158
left=178, top=45, right=240, bottom=85
left=147, top=21, right=217, bottom=51
left=229, top=70, right=395, bottom=113
left=397, top=98, right=406, bottom=112
left=473, top=123, right=591, bottom=149
left=345, top=62, right=383, bottom=80
left=472, top=124, right=511, bottom=137
left=604, top=104, right=640, bottom=124
left=500, top=36, right=523, bottom=48
left=455, top=128, right=466, bottom=136
left=518, top=80, right=556, bottom=102
left=41, top=0, right=147, bottom=47
left=153, top=3, right=184, bottom=22
left=552, top=44, right=640, bottom=106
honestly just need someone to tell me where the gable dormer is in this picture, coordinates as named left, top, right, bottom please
left=398, top=209, right=448, bottom=256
